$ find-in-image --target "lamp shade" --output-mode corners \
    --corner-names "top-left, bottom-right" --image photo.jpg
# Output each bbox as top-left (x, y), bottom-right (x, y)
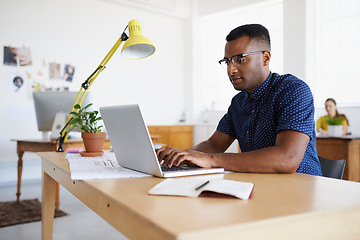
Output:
top-left (121, 20), bottom-right (156, 59)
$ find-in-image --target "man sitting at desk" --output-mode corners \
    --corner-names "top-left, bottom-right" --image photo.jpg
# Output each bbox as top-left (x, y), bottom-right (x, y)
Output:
top-left (157, 24), bottom-right (322, 176)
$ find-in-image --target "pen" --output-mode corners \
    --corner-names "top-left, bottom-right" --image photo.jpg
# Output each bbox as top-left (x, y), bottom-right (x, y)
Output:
top-left (195, 180), bottom-right (210, 191)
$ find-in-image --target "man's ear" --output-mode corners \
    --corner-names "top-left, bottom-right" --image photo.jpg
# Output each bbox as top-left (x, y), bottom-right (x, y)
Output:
top-left (263, 51), bottom-right (271, 66)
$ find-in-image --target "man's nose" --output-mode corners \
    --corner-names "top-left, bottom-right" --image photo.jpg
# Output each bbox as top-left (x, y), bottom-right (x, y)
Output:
top-left (227, 61), bottom-right (238, 75)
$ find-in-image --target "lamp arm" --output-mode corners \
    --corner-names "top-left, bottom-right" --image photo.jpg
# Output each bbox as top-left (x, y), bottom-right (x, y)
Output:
top-left (56, 116), bottom-right (73, 152)
top-left (57, 31), bottom-right (129, 151)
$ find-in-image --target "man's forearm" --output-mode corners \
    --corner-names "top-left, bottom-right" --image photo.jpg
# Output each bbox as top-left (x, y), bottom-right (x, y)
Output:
top-left (210, 130), bottom-right (308, 173)
top-left (210, 147), bottom-right (301, 174)
top-left (191, 140), bottom-right (220, 153)
top-left (192, 130), bottom-right (235, 153)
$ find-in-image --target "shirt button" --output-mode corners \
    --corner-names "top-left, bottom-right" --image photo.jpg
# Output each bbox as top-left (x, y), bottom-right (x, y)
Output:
top-left (252, 109), bottom-right (255, 113)
top-left (246, 130), bottom-right (249, 134)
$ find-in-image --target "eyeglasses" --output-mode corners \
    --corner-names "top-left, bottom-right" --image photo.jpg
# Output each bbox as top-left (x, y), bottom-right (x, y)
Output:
top-left (218, 51), bottom-right (265, 69)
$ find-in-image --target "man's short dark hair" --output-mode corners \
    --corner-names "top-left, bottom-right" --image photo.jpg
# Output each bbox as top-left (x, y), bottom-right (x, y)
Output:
top-left (226, 24), bottom-right (271, 50)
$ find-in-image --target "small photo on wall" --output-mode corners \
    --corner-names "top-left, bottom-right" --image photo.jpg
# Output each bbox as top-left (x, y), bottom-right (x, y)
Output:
top-left (3, 46), bottom-right (33, 66)
top-left (3, 46), bottom-right (18, 66)
top-left (62, 64), bottom-right (75, 82)
top-left (8, 72), bottom-right (27, 93)
top-left (17, 47), bottom-right (32, 66)
top-left (49, 63), bottom-right (61, 79)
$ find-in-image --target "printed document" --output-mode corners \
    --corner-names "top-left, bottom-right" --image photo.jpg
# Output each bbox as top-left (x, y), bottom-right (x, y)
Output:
top-left (66, 152), bottom-right (150, 180)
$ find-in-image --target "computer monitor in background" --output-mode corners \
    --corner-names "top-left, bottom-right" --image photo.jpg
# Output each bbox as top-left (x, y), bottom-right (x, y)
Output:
top-left (33, 91), bottom-right (92, 140)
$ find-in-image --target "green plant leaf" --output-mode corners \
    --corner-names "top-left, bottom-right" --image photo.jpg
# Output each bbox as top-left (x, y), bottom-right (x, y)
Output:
top-left (83, 103), bottom-right (93, 111)
top-left (82, 125), bottom-right (90, 132)
top-left (69, 111), bottom-right (80, 116)
top-left (68, 125), bottom-right (76, 132)
top-left (66, 102), bottom-right (103, 133)
top-left (326, 117), bottom-right (343, 125)
top-left (69, 118), bottom-right (81, 125)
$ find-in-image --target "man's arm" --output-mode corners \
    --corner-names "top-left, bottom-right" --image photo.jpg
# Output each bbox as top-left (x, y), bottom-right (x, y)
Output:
top-left (157, 129), bottom-right (309, 173)
top-left (191, 130), bottom-right (235, 153)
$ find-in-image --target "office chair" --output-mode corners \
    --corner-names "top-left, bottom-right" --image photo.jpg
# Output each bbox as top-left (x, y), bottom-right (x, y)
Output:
top-left (318, 156), bottom-right (346, 180)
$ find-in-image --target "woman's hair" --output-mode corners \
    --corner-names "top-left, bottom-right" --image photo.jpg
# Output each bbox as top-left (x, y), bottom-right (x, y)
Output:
top-left (325, 98), bottom-right (349, 125)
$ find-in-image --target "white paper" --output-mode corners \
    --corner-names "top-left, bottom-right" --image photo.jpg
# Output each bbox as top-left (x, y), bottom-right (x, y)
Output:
top-left (66, 152), bottom-right (150, 180)
top-left (149, 175), bottom-right (254, 200)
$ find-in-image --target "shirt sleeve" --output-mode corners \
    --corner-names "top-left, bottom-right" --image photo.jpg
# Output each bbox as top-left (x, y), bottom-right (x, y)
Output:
top-left (316, 116), bottom-right (326, 130)
top-left (275, 80), bottom-right (315, 137)
top-left (341, 118), bottom-right (348, 126)
top-left (217, 103), bottom-right (236, 139)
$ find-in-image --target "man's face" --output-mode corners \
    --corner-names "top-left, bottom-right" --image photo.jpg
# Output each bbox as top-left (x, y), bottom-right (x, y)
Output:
top-left (224, 36), bottom-right (269, 93)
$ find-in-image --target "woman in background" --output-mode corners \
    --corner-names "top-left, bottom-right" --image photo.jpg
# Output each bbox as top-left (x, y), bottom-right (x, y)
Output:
top-left (316, 98), bottom-right (349, 135)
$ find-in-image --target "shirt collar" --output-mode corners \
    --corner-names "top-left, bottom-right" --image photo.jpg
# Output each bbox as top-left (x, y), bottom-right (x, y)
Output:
top-left (246, 72), bottom-right (272, 100)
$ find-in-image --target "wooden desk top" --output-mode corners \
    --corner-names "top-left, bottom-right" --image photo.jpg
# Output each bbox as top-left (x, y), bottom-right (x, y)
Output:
top-left (40, 152), bottom-right (360, 239)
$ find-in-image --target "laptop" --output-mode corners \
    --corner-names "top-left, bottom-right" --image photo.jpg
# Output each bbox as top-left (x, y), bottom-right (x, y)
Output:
top-left (99, 104), bottom-right (224, 177)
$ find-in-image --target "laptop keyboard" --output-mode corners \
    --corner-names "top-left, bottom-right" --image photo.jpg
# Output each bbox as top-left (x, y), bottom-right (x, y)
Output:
top-left (161, 166), bottom-right (191, 172)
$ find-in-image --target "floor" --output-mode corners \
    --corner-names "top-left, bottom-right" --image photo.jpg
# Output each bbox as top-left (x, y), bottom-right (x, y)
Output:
top-left (0, 158), bottom-right (128, 240)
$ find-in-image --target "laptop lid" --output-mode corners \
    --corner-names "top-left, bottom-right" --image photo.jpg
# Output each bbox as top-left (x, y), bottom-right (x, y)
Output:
top-left (100, 104), bottom-right (224, 178)
top-left (100, 104), bottom-right (163, 177)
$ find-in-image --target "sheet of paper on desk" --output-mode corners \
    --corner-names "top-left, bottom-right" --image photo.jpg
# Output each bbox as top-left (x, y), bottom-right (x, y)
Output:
top-left (66, 152), bottom-right (150, 180)
top-left (148, 175), bottom-right (254, 200)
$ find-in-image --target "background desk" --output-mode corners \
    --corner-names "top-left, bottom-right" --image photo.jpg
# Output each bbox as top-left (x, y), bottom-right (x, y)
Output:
top-left (40, 152), bottom-right (360, 240)
top-left (11, 138), bottom-right (111, 209)
top-left (317, 135), bottom-right (360, 182)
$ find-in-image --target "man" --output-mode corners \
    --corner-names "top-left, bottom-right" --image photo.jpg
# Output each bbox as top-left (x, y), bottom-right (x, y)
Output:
top-left (157, 24), bottom-right (322, 176)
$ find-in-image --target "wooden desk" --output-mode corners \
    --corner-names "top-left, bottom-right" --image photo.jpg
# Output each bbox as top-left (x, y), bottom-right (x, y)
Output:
top-left (40, 152), bottom-right (360, 240)
top-left (317, 136), bottom-right (360, 181)
top-left (11, 138), bottom-right (111, 209)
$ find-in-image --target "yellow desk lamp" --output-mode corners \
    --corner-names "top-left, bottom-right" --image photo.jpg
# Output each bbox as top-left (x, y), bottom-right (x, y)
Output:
top-left (57, 20), bottom-right (155, 152)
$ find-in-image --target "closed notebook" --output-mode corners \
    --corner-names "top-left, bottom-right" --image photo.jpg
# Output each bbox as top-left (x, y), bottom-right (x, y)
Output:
top-left (148, 175), bottom-right (254, 200)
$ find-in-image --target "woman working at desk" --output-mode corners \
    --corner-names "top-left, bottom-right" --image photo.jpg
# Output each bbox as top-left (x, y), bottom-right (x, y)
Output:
top-left (316, 98), bottom-right (349, 136)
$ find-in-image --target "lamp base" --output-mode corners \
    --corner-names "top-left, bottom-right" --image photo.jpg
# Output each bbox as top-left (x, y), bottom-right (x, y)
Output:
top-left (56, 136), bottom-right (65, 152)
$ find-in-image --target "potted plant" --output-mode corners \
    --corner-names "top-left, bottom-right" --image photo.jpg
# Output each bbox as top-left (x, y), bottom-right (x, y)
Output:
top-left (68, 103), bottom-right (106, 156)
top-left (326, 116), bottom-right (343, 137)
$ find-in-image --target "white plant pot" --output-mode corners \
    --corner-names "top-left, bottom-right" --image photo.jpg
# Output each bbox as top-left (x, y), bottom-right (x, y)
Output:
top-left (327, 125), bottom-right (343, 137)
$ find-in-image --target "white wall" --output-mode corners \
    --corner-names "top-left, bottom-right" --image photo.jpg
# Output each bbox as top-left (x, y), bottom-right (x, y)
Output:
top-left (283, 0), bottom-right (306, 79)
top-left (196, 0), bottom-right (266, 16)
top-left (0, 0), bottom-right (191, 162)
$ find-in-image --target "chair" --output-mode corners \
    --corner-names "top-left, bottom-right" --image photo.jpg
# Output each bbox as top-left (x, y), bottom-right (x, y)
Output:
top-left (318, 156), bottom-right (346, 180)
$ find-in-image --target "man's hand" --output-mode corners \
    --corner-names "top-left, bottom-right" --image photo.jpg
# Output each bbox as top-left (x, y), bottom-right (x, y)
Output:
top-left (156, 147), bottom-right (214, 168)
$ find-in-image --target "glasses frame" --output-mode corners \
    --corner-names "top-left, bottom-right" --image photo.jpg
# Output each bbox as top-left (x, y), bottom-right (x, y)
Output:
top-left (219, 51), bottom-right (265, 69)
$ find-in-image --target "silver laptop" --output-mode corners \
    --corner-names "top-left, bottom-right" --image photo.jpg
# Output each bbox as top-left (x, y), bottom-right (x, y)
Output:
top-left (100, 104), bottom-right (224, 177)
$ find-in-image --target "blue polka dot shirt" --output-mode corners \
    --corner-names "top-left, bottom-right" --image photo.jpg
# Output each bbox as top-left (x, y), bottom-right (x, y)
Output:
top-left (217, 72), bottom-right (322, 176)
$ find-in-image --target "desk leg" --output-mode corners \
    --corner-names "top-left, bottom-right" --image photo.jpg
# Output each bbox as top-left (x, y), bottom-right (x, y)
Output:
top-left (348, 140), bottom-right (360, 182)
top-left (55, 183), bottom-right (60, 211)
top-left (16, 150), bottom-right (24, 203)
top-left (41, 171), bottom-right (56, 240)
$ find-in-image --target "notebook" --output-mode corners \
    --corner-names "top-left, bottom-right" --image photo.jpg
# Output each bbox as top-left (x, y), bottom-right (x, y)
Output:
top-left (99, 104), bottom-right (224, 178)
